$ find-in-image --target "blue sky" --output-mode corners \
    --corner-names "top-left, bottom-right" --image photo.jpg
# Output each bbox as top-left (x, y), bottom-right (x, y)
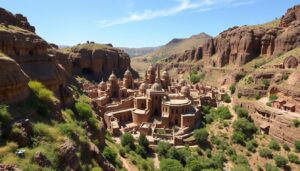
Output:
top-left (0, 0), bottom-right (299, 47)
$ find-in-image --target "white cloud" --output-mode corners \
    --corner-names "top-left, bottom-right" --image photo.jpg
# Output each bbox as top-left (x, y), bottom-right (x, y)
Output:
top-left (98, 0), bottom-right (255, 27)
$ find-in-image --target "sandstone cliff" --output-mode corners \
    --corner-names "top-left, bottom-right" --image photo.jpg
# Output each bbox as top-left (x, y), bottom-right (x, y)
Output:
top-left (60, 43), bottom-right (138, 81)
top-left (203, 5), bottom-right (300, 67)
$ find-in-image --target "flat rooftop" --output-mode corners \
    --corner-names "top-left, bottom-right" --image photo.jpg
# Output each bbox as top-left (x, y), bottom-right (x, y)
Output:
top-left (164, 99), bottom-right (190, 105)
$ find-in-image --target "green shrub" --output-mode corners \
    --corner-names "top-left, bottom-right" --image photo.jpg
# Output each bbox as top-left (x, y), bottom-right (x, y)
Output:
top-left (234, 155), bottom-right (249, 165)
top-left (283, 143), bottom-right (290, 151)
top-left (160, 158), bottom-right (184, 171)
top-left (232, 131), bottom-right (246, 145)
top-left (189, 71), bottom-right (205, 84)
top-left (293, 119), bottom-right (300, 127)
top-left (269, 94), bottom-right (278, 102)
top-left (262, 79), bottom-right (270, 87)
top-left (245, 76), bottom-right (254, 84)
top-left (119, 148), bottom-right (126, 157)
top-left (156, 141), bottom-right (171, 157)
top-left (232, 118), bottom-right (257, 138)
top-left (283, 73), bottom-right (289, 80)
top-left (28, 81), bottom-right (58, 103)
top-left (234, 106), bottom-right (249, 118)
top-left (288, 153), bottom-right (300, 164)
top-left (138, 134), bottom-right (149, 151)
top-left (135, 145), bottom-right (147, 158)
top-left (211, 106), bottom-right (232, 120)
top-left (229, 85), bottom-right (236, 94)
top-left (295, 140), bottom-right (300, 152)
top-left (255, 93), bottom-right (261, 100)
top-left (194, 128), bottom-right (209, 145)
top-left (237, 93), bottom-right (242, 98)
top-left (223, 93), bottom-right (231, 103)
top-left (264, 162), bottom-right (280, 171)
top-left (202, 105), bottom-right (212, 114)
top-left (268, 139), bottom-right (280, 151)
top-left (274, 155), bottom-right (288, 168)
top-left (75, 102), bottom-right (93, 118)
top-left (266, 102), bottom-right (272, 107)
top-left (121, 132), bottom-right (135, 150)
top-left (0, 104), bottom-right (10, 125)
top-left (246, 141), bottom-right (256, 152)
top-left (259, 148), bottom-right (273, 158)
top-left (103, 147), bottom-right (117, 164)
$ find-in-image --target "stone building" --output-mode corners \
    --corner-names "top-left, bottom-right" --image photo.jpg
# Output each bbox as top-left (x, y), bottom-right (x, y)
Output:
top-left (81, 65), bottom-right (225, 144)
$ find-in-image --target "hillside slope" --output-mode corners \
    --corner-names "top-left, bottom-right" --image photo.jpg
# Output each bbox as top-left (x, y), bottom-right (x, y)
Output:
top-left (131, 32), bottom-right (212, 75)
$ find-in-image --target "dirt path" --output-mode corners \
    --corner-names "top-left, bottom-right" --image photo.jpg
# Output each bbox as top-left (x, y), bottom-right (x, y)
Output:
top-left (153, 153), bottom-right (160, 169)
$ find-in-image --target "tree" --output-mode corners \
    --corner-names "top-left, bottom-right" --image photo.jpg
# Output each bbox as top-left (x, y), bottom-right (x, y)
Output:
top-left (188, 159), bottom-right (203, 171)
top-left (229, 85), bottom-right (236, 94)
top-left (194, 128), bottom-right (209, 145)
top-left (102, 147), bottom-right (117, 164)
top-left (295, 140), bottom-right (300, 152)
top-left (121, 132), bottom-right (135, 150)
top-left (156, 141), bottom-right (171, 157)
top-left (135, 145), bottom-right (147, 158)
top-left (232, 118), bottom-right (256, 138)
top-left (293, 119), bottom-right (300, 127)
top-left (167, 147), bottom-right (180, 161)
top-left (269, 139), bottom-right (280, 151)
top-left (274, 155), bottom-right (288, 168)
top-left (138, 134), bottom-right (149, 151)
top-left (160, 159), bottom-right (184, 171)
top-left (232, 131), bottom-right (246, 145)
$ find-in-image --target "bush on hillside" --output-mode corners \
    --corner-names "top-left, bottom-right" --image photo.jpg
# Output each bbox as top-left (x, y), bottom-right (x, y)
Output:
top-left (28, 81), bottom-right (58, 103)
top-left (160, 159), bottom-right (184, 171)
top-left (156, 141), bottom-right (171, 157)
top-left (229, 85), bottom-right (236, 94)
top-left (121, 132), bottom-right (135, 150)
top-left (288, 153), bottom-right (300, 164)
top-left (274, 155), bottom-right (288, 168)
top-left (194, 128), bottom-right (209, 145)
top-left (269, 139), bottom-right (280, 151)
top-left (223, 93), bottom-right (231, 103)
top-left (259, 148), bottom-right (273, 158)
top-left (103, 147), bottom-right (117, 164)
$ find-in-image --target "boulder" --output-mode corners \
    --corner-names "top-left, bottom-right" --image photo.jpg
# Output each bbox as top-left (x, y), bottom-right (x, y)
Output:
top-left (0, 164), bottom-right (22, 171)
top-left (0, 57), bottom-right (29, 103)
top-left (58, 140), bottom-right (81, 171)
top-left (280, 4), bottom-right (300, 27)
top-left (33, 151), bottom-right (51, 167)
top-left (8, 119), bottom-right (32, 147)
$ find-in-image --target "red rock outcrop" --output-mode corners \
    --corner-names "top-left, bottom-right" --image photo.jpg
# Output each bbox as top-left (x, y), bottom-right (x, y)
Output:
top-left (0, 57), bottom-right (30, 103)
top-left (202, 5), bottom-right (300, 67)
top-left (280, 5), bottom-right (300, 27)
top-left (0, 8), bottom-right (35, 32)
top-left (165, 47), bottom-right (202, 63)
top-left (67, 43), bottom-right (138, 80)
top-left (0, 9), bottom-right (68, 104)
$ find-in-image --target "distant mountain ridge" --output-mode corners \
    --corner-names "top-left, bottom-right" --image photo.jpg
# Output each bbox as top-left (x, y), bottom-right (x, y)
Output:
top-left (119, 46), bottom-right (161, 57)
top-left (136, 32), bottom-right (212, 60)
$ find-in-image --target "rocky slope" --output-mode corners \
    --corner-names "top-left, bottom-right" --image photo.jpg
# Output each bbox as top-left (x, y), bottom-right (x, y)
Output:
top-left (0, 8), bottom-right (137, 104)
top-left (0, 7), bottom-right (129, 171)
